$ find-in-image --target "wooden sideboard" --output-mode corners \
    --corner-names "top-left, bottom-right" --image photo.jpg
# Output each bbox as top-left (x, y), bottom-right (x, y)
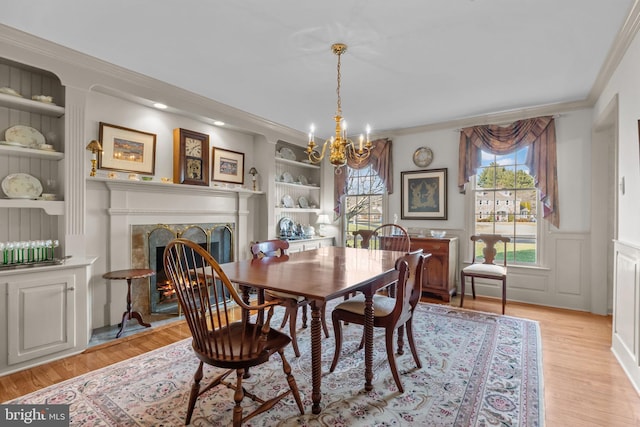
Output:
top-left (410, 237), bottom-right (459, 301)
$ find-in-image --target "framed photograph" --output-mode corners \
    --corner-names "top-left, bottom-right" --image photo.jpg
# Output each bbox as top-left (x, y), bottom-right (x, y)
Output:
top-left (212, 147), bottom-right (245, 184)
top-left (98, 122), bottom-right (156, 174)
top-left (173, 128), bottom-right (210, 186)
top-left (401, 168), bottom-right (448, 220)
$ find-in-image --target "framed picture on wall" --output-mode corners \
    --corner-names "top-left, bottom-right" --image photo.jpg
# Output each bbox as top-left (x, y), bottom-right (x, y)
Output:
top-left (401, 168), bottom-right (448, 220)
top-left (98, 122), bottom-right (157, 175)
top-left (173, 128), bottom-right (210, 186)
top-left (211, 147), bottom-right (244, 184)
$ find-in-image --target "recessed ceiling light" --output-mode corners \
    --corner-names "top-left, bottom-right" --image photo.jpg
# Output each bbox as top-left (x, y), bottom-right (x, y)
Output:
top-left (213, 121), bottom-right (225, 126)
top-left (153, 102), bottom-right (168, 109)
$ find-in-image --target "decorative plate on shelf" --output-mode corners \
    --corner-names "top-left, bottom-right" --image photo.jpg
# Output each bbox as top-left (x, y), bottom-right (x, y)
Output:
top-left (1, 173), bottom-right (43, 199)
top-left (282, 194), bottom-right (295, 208)
top-left (298, 196), bottom-right (309, 208)
top-left (5, 125), bottom-right (46, 148)
top-left (298, 175), bottom-right (309, 185)
top-left (279, 147), bottom-right (296, 161)
top-left (413, 146), bottom-right (434, 168)
top-left (278, 217), bottom-right (294, 235)
top-left (0, 87), bottom-right (22, 97)
top-left (281, 171), bottom-right (294, 183)
top-left (0, 140), bottom-right (25, 147)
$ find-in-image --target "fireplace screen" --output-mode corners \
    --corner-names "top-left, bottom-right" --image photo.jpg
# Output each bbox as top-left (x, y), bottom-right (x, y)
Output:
top-left (142, 223), bottom-right (234, 314)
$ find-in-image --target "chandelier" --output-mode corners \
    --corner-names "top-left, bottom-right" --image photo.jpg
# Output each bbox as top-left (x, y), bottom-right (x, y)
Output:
top-left (306, 43), bottom-right (372, 172)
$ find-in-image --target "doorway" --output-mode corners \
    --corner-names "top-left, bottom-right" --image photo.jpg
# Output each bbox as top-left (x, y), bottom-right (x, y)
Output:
top-left (592, 96), bottom-right (619, 314)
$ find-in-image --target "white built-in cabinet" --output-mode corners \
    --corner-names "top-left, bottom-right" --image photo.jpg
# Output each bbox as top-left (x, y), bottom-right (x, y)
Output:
top-left (287, 237), bottom-right (334, 253)
top-left (0, 57), bottom-right (94, 375)
top-left (0, 260), bottom-right (93, 375)
top-left (7, 273), bottom-right (76, 364)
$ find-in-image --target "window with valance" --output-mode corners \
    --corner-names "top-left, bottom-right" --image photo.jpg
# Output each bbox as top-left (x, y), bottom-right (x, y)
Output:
top-left (334, 138), bottom-right (393, 216)
top-left (458, 116), bottom-right (559, 228)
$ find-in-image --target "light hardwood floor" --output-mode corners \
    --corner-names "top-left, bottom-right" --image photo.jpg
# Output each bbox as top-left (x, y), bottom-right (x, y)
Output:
top-left (1, 296), bottom-right (639, 426)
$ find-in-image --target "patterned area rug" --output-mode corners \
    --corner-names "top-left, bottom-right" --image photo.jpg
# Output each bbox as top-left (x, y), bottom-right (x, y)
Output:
top-left (6, 303), bottom-right (543, 426)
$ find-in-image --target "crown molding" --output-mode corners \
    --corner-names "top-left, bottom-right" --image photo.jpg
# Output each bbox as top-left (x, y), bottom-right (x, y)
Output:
top-left (0, 24), bottom-right (306, 143)
top-left (379, 99), bottom-right (591, 137)
top-left (588, 1), bottom-right (640, 104)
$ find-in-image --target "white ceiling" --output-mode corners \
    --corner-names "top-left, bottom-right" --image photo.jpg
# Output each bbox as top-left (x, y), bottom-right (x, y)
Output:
top-left (1, 0), bottom-right (635, 137)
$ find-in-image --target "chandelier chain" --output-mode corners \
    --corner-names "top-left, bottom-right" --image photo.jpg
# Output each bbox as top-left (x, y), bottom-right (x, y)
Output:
top-left (336, 51), bottom-right (342, 116)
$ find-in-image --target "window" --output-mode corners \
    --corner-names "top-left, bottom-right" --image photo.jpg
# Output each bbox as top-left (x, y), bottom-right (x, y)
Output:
top-left (472, 147), bottom-right (538, 264)
top-left (343, 164), bottom-right (386, 247)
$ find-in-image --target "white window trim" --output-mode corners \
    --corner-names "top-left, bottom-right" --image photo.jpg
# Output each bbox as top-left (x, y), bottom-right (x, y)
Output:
top-left (463, 176), bottom-right (548, 268)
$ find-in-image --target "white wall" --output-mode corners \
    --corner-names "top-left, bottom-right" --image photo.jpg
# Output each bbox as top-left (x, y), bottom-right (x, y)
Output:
top-left (85, 91), bottom-right (257, 182)
top-left (385, 109), bottom-right (594, 310)
top-left (594, 21), bottom-right (640, 393)
top-left (594, 32), bottom-right (640, 244)
top-left (84, 91), bottom-right (270, 328)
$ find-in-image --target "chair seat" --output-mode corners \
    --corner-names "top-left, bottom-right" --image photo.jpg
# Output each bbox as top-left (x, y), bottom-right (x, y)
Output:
top-left (463, 263), bottom-right (506, 277)
top-left (203, 322), bottom-right (292, 369)
top-left (265, 290), bottom-right (306, 302)
top-left (333, 293), bottom-right (395, 317)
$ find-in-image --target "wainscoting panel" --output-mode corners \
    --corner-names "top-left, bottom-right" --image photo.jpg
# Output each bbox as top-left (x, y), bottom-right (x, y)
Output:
top-left (611, 240), bottom-right (640, 393)
top-left (555, 238), bottom-right (584, 295)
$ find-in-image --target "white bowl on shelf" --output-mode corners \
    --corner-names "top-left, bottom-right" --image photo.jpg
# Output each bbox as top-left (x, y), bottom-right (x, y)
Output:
top-left (430, 230), bottom-right (447, 238)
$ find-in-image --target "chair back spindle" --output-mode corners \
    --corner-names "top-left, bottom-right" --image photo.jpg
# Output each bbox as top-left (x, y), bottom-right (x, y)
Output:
top-left (164, 239), bottom-right (273, 362)
top-left (369, 224), bottom-right (411, 252)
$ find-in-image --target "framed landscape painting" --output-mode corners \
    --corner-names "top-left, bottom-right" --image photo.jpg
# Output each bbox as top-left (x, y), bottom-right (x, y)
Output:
top-left (98, 122), bottom-right (156, 175)
top-left (211, 147), bottom-right (244, 184)
top-left (401, 168), bottom-right (448, 220)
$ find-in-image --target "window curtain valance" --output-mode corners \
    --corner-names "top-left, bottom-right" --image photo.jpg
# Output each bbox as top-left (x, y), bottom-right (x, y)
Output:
top-left (334, 138), bottom-right (393, 216)
top-left (458, 116), bottom-right (559, 228)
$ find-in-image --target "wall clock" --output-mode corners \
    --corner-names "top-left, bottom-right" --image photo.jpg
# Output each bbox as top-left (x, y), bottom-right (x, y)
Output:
top-left (413, 146), bottom-right (434, 168)
top-left (173, 128), bottom-right (209, 186)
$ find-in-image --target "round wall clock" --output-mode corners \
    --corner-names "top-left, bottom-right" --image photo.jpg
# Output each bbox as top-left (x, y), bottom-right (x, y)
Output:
top-left (413, 146), bottom-right (433, 167)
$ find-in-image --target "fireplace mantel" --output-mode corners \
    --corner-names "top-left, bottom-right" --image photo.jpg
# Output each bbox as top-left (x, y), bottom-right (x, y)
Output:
top-left (89, 177), bottom-right (262, 326)
top-left (90, 176), bottom-right (263, 196)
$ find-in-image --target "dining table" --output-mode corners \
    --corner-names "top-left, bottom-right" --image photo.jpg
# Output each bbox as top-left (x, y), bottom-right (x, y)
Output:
top-left (220, 246), bottom-right (405, 414)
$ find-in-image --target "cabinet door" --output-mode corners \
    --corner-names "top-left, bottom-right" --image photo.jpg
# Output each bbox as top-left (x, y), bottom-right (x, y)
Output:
top-left (424, 255), bottom-right (446, 290)
top-left (7, 274), bottom-right (76, 364)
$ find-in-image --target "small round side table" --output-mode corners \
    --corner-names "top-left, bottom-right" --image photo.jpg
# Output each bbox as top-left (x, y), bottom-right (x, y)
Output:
top-left (103, 268), bottom-right (155, 338)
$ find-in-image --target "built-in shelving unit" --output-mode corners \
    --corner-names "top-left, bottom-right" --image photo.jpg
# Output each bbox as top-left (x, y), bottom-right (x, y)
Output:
top-left (0, 57), bottom-right (65, 243)
top-left (275, 141), bottom-right (323, 235)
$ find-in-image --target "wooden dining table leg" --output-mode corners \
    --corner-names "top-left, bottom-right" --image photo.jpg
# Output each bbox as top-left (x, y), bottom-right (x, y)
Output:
top-left (241, 285), bottom-right (251, 324)
top-left (310, 300), bottom-right (323, 414)
top-left (364, 290), bottom-right (374, 391)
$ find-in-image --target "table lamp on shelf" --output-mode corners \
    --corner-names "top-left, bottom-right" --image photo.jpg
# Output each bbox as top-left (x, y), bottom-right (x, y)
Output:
top-left (86, 139), bottom-right (103, 177)
top-left (316, 213), bottom-right (331, 237)
top-left (248, 167), bottom-right (258, 191)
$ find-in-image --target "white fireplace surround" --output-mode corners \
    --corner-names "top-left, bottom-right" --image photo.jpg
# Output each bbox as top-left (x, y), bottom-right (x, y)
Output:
top-left (89, 178), bottom-right (260, 327)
